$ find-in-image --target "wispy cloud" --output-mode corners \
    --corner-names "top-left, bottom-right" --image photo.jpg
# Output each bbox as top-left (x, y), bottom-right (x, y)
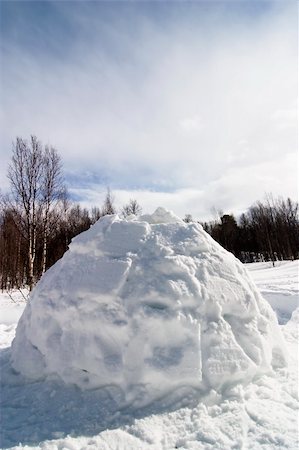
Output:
top-left (1, 1), bottom-right (297, 219)
top-left (69, 150), bottom-right (296, 220)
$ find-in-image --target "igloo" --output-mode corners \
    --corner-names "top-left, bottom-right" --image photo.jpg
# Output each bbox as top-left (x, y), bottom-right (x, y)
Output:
top-left (11, 208), bottom-right (286, 406)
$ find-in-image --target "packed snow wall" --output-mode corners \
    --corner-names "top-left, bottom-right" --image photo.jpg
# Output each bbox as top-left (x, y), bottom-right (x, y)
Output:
top-left (11, 208), bottom-right (286, 406)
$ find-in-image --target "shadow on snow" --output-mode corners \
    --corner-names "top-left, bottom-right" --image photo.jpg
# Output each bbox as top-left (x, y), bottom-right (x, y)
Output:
top-left (0, 347), bottom-right (200, 448)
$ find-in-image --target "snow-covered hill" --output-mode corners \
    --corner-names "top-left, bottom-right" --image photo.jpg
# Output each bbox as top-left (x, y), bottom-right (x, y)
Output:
top-left (0, 237), bottom-right (298, 449)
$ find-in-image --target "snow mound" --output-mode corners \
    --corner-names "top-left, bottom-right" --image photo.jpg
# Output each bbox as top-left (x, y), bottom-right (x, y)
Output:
top-left (140, 206), bottom-right (183, 224)
top-left (11, 208), bottom-right (286, 406)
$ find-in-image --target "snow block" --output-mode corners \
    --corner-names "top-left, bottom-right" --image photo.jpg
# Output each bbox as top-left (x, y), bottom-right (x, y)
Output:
top-left (11, 208), bottom-right (286, 406)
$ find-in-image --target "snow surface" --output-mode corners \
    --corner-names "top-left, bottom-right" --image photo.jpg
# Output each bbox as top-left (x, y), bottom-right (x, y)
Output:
top-left (11, 209), bottom-right (286, 406)
top-left (0, 211), bottom-right (298, 450)
top-left (246, 261), bottom-right (299, 324)
top-left (0, 289), bottom-right (28, 326)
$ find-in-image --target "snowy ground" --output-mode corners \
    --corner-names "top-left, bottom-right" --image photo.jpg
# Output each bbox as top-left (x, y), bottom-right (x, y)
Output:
top-left (246, 260), bottom-right (299, 324)
top-left (0, 261), bottom-right (298, 450)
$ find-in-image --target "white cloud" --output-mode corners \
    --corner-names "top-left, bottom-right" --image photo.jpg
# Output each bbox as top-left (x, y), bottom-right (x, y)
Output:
top-left (270, 107), bottom-right (297, 130)
top-left (179, 115), bottom-right (204, 134)
top-left (70, 149), bottom-right (297, 221)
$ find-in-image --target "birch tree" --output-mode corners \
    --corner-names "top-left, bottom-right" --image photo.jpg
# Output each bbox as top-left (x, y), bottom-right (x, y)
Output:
top-left (41, 146), bottom-right (63, 274)
top-left (8, 137), bottom-right (43, 289)
top-left (7, 136), bottom-right (65, 289)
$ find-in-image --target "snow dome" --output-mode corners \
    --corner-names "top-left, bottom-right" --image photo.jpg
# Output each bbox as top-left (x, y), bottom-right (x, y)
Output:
top-left (11, 208), bottom-right (286, 406)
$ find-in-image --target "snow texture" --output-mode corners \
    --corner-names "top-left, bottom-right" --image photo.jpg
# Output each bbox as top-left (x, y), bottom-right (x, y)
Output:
top-left (11, 208), bottom-right (286, 407)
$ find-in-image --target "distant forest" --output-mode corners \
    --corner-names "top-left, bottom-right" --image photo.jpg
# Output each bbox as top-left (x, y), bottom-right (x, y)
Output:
top-left (1, 136), bottom-right (298, 291)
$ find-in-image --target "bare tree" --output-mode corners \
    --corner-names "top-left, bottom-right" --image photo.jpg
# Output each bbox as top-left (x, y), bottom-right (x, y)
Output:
top-left (183, 214), bottom-right (193, 223)
top-left (91, 206), bottom-right (101, 224)
top-left (101, 188), bottom-right (116, 216)
top-left (248, 202), bottom-right (276, 266)
top-left (7, 137), bottom-right (44, 289)
top-left (7, 136), bottom-right (65, 289)
top-left (40, 146), bottom-right (64, 274)
top-left (121, 199), bottom-right (142, 218)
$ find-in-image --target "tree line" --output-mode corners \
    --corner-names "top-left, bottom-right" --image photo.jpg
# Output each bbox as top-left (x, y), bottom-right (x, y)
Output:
top-left (200, 195), bottom-right (299, 264)
top-left (0, 136), bottom-right (298, 291)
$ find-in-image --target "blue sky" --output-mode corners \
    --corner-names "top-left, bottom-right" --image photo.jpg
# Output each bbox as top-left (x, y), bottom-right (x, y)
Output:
top-left (1, 0), bottom-right (297, 219)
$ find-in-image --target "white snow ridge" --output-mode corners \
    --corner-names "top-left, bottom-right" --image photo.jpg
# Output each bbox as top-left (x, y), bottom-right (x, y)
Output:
top-left (11, 208), bottom-right (287, 407)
